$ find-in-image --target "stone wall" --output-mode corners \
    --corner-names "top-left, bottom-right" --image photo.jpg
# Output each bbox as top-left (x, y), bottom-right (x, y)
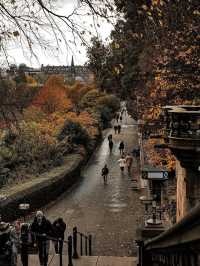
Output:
top-left (176, 160), bottom-right (200, 221)
top-left (0, 154), bottom-right (84, 222)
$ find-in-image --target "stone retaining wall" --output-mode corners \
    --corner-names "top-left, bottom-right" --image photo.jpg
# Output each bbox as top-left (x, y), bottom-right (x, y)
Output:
top-left (0, 153), bottom-right (85, 222)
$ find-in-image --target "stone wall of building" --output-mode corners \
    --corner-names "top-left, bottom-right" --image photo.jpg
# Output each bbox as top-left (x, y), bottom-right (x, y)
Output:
top-left (176, 160), bottom-right (200, 222)
top-left (176, 160), bottom-right (187, 221)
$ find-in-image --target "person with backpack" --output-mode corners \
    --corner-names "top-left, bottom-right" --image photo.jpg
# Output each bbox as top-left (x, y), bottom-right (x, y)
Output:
top-left (101, 164), bottom-right (109, 184)
top-left (119, 141), bottom-right (125, 155)
top-left (52, 218), bottom-right (66, 255)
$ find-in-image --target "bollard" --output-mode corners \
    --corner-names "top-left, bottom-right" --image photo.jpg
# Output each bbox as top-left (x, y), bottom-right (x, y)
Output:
top-left (89, 235), bottom-right (92, 256)
top-left (85, 236), bottom-right (88, 256)
top-left (59, 239), bottom-right (63, 266)
top-left (72, 227), bottom-right (79, 259)
top-left (68, 236), bottom-right (73, 266)
top-left (80, 233), bottom-right (83, 256)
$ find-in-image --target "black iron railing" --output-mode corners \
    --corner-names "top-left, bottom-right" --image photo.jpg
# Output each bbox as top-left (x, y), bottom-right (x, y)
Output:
top-left (12, 225), bottom-right (92, 266)
top-left (72, 226), bottom-right (92, 257)
top-left (136, 203), bottom-right (200, 266)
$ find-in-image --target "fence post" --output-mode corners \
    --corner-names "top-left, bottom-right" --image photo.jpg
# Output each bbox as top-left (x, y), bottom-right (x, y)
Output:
top-left (89, 235), bottom-right (92, 256)
top-left (80, 233), bottom-right (83, 256)
top-left (85, 236), bottom-right (88, 256)
top-left (68, 235), bottom-right (73, 266)
top-left (59, 239), bottom-right (63, 266)
top-left (73, 227), bottom-right (79, 259)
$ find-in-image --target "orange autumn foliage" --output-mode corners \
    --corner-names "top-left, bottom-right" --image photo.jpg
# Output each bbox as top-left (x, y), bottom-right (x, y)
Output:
top-left (32, 75), bottom-right (73, 113)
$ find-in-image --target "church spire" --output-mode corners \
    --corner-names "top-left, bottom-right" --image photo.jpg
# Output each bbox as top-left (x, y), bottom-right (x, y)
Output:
top-left (71, 56), bottom-right (75, 78)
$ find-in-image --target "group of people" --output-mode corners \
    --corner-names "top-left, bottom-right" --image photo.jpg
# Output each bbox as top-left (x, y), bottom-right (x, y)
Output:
top-left (113, 107), bottom-right (127, 134)
top-left (0, 211), bottom-right (66, 266)
top-left (101, 105), bottom-right (134, 184)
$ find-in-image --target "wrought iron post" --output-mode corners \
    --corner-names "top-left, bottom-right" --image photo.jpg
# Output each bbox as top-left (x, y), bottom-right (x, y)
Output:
top-left (43, 234), bottom-right (47, 266)
top-left (80, 233), bottom-right (83, 256)
top-left (59, 239), bottom-right (63, 266)
top-left (85, 236), bottom-right (88, 256)
top-left (73, 227), bottom-right (79, 258)
top-left (89, 234), bottom-right (92, 256)
top-left (68, 236), bottom-right (73, 266)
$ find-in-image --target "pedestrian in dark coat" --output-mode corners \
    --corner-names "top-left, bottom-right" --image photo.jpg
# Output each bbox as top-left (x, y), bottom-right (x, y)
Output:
top-left (108, 134), bottom-right (112, 142)
top-left (101, 164), bottom-right (109, 184)
top-left (114, 125), bottom-right (118, 134)
top-left (119, 141), bottom-right (125, 155)
top-left (117, 124), bottom-right (121, 134)
top-left (109, 139), bottom-right (114, 153)
top-left (116, 113), bottom-right (119, 123)
top-left (52, 218), bottom-right (66, 254)
top-left (31, 211), bottom-right (53, 266)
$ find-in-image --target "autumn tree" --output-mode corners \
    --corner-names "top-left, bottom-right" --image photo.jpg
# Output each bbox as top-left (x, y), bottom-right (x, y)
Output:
top-left (32, 75), bottom-right (73, 113)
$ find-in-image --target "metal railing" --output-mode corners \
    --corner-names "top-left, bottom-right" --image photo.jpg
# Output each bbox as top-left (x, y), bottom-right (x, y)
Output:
top-left (136, 203), bottom-right (200, 266)
top-left (6, 225), bottom-right (93, 266)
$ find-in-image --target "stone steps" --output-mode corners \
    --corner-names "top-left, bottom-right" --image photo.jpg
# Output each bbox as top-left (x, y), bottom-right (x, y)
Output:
top-left (17, 255), bottom-right (137, 266)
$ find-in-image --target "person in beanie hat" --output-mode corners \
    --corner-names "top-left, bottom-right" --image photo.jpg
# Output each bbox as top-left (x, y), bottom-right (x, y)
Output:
top-left (31, 211), bottom-right (53, 266)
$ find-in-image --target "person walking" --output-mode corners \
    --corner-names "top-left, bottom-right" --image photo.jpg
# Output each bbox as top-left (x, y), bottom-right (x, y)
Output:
top-left (119, 141), bottom-right (125, 155)
top-left (101, 164), bottom-right (109, 184)
top-left (117, 124), bottom-right (121, 134)
top-left (20, 223), bottom-right (30, 266)
top-left (10, 220), bottom-right (21, 266)
top-left (118, 156), bottom-right (126, 173)
top-left (114, 122), bottom-right (118, 134)
top-left (125, 153), bottom-right (133, 174)
top-left (52, 218), bottom-right (66, 255)
top-left (108, 134), bottom-right (112, 142)
top-left (116, 113), bottom-right (119, 123)
top-left (119, 114), bottom-right (123, 123)
top-left (109, 139), bottom-right (114, 153)
top-left (31, 211), bottom-right (53, 266)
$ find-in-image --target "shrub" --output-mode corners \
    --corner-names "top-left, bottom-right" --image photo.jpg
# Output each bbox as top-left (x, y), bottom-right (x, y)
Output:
top-left (96, 94), bottom-right (120, 114)
top-left (58, 119), bottom-right (90, 148)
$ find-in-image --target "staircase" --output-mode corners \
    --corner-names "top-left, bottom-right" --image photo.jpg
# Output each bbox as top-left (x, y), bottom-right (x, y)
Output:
top-left (16, 225), bottom-right (138, 266)
top-left (17, 255), bottom-right (137, 266)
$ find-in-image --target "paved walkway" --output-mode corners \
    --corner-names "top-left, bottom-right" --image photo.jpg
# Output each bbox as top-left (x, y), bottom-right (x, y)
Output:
top-left (40, 115), bottom-right (144, 257)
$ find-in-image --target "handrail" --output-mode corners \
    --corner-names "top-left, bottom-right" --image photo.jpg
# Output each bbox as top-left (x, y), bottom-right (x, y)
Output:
top-left (144, 203), bottom-right (200, 250)
top-left (72, 226), bottom-right (92, 257)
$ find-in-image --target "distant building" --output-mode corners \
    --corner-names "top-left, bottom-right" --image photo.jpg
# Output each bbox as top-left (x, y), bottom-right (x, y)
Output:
top-left (40, 57), bottom-right (94, 83)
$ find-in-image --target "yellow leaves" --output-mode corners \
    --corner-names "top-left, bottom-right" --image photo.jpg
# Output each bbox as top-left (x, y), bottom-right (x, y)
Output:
top-left (114, 42), bottom-right (120, 49)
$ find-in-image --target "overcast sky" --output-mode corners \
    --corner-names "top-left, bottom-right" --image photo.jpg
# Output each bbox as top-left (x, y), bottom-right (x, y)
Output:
top-left (6, 0), bottom-right (113, 67)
